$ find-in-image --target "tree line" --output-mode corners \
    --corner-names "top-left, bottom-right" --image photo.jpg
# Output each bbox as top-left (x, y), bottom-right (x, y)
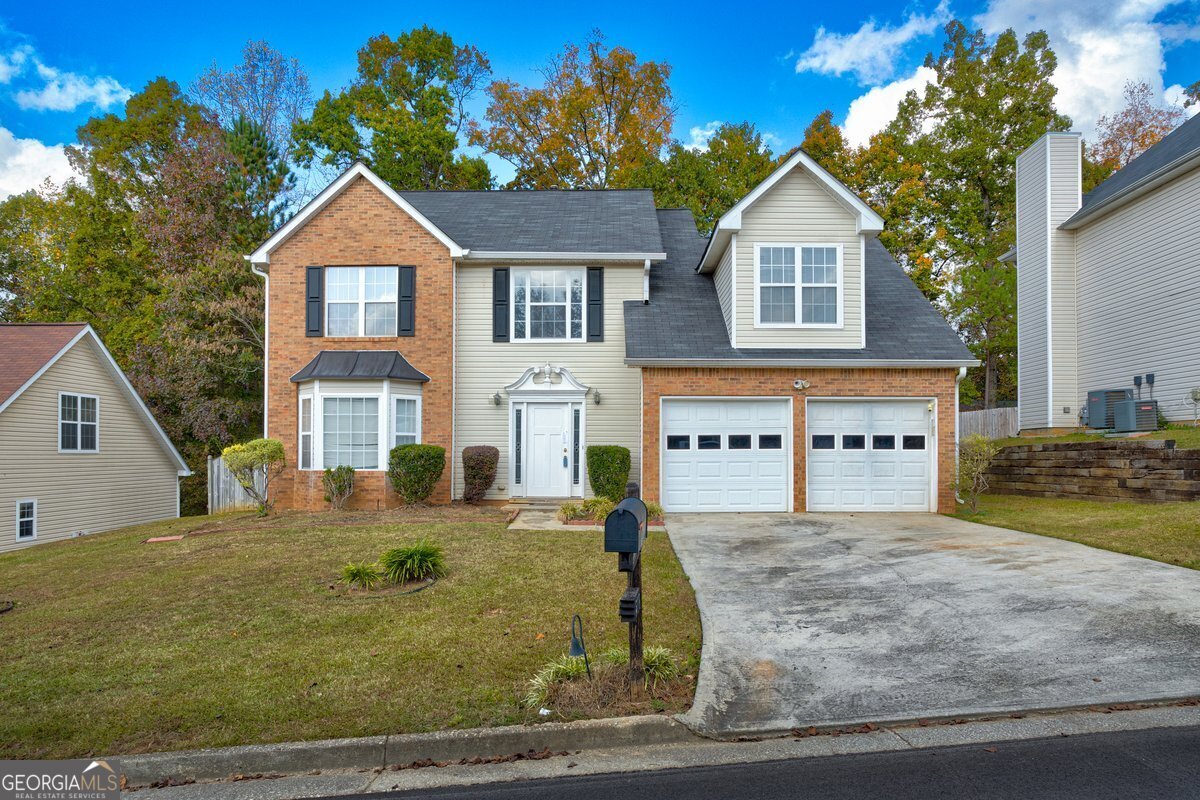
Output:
top-left (0, 25), bottom-right (1190, 513)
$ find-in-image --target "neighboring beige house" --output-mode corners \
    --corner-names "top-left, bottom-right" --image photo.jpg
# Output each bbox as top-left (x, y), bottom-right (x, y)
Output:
top-left (0, 323), bottom-right (190, 553)
top-left (1013, 114), bottom-right (1200, 431)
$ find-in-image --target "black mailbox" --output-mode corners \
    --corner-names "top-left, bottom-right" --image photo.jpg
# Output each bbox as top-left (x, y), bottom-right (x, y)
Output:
top-left (604, 497), bottom-right (647, 554)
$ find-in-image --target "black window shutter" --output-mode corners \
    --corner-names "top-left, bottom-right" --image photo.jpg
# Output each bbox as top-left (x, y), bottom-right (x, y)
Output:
top-left (587, 267), bottom-right (604, 342)
top-left (397, 265), bottom-right (415, 336)
top-left (493, 268), bottom-right (509, 342)
top-left (305, 266), bottom-right (323, 337)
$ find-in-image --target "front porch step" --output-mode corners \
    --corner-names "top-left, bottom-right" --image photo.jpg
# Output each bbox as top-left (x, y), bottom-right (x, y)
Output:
top-left (502, 498), bottom-right (566, 512)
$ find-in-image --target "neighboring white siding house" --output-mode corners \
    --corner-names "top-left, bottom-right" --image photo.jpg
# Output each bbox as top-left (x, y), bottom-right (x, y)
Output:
top-left (0, 325), bottom-right (190, 553)
top-left (1013, 115), bottom-right (1200, 428)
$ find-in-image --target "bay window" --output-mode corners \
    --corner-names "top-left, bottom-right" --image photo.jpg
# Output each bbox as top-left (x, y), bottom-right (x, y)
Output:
top-left (297, 383), bottom-right (422, 470)
top-left (756, 244), bottom-right (841, 327)
top-left (512, 269), bottom-right (584, 341)
top-left (326, 267), bottom-right (398, 337)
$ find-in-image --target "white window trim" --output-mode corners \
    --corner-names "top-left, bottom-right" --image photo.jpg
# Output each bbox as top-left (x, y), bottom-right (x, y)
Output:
top-left (298, 396), bottom-right (313, 470)
top-left (297, 380), bottom-right (423, 471)
top-left (324, 266), bottom-right (398, 339)
top-left (57, 391), bottom-right (100, 453)
top-left (509, 268), bottom-right (587, 344)
top-left (15, 498), bottom-right (37, 541)
top-left (752, 243), bottom-right (844, 330)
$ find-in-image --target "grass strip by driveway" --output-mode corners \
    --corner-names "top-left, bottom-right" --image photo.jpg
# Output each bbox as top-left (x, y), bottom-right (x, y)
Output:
top-left (996, 424), bottom-right (1200, 450)
top-left (0, 506), bottom-right (700, 760)
top-left (954, 494), bottom-right (1200, 570)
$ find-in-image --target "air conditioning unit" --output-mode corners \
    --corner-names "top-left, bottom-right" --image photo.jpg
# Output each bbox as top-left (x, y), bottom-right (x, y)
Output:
top-left (1113, 399), bottom-right (1158, 432)
top-left (1086, 389), bottom-right (1133, 429)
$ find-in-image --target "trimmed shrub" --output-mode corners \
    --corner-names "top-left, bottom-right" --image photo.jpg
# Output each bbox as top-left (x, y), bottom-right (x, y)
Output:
top-left (956, 434), bottom-right (1001, 513)
top-left (221, 438), bottom-right (286, 516)
top-left (379, 540), bottom-right (448, 584)
top-left (322, 465), bottom-right (355, 510)
top-left (388, 444), bottom-right (446, 504)
top-left (338, 561), bottom-right (382, 590)
top-left (462, 445), bottom-right (500, 503)
top-left (585, 445), bottom-right (631, 501)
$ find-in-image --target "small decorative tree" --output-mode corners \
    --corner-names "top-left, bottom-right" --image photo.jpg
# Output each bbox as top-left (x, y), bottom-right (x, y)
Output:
top-left (388, 444), bottom-right (446, 504)
top-left (586, 445), bottom-right (631, 502)
top-left (323, 465), bottom-right (355, 510)
top-left (462, 445), bottom-right (500, 502)
top-left (956, 434), bottom-right (1001, 514)
top-left (222, 438), bottom-right (286, 516)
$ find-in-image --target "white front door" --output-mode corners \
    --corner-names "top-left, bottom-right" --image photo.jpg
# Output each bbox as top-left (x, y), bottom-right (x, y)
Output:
top-left (527, 403), bottom-right (572, 497)
top-left (806, 399), bottom-right (935, 511)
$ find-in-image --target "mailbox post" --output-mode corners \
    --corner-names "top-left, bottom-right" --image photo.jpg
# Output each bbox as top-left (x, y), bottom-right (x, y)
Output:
top-left (604, 482), bottom-right (647, 686)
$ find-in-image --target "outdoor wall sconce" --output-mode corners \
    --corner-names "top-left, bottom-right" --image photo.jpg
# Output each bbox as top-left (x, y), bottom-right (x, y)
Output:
top-left (568, 614), bottom-right (591, 679)
top-left (491, 392), bottom-right (502, 406)
top-left (593, 390), bottom-right (602, 405)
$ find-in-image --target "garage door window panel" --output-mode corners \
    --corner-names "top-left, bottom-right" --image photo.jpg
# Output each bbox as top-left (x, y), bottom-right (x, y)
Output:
top-left (666, 435), bottom-right (690, 450)
top-left (872, 435), bottom-right (896, 450)
top-left (842, 434), bottom-right (865, 450)
top-left (903, 435), bottom-right (927, 451)
top-left (811, 434), bottom-right (836, 450)
top-left (728, 434), bottom-right (752, 450)
top-left (697, 435), bottom-right (722, 450)
top-left (759, 435), bottom-right (782, 449)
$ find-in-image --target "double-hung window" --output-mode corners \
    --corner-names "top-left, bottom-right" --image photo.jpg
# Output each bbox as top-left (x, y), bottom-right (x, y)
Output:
top-left (299, 397), bottom-right (313, 470)
top-left (326, 267), bottom-right (398, 337)
top-left (16, 499), bottom-right (36, 541)
top-left (756, 245), bottom-right (840, 326)
top-left (299, 388), bottom-right (422, 470)
top-left (512, 269), bottom-right (584, 341)
top-left (393, 397), bottom-right (420, 447)
top-left (59, 392), bottom-right (98, 452)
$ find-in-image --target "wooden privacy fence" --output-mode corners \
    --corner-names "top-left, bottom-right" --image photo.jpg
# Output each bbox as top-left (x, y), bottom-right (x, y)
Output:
top-left (207, 455), bottom-right (265, 514)
top-left (959, 407), bottom-right (1020, 440)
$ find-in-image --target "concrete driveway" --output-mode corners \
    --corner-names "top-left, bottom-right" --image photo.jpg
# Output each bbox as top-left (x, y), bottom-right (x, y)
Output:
top-left (667, 513), bottom-right (1200, 737)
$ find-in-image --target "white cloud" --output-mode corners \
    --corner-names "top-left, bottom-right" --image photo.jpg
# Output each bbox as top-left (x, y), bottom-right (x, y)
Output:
top-left (684, 120), bottom-right (723, 152)
top-left (0, 44), bottom-right (32, 84)
top-left (843, 66), bottom-right (937, 147)
top-left (15, 61), bottom-right (131, 112)
top-left (1164, 83), bottom-right (1200, 118)
top-left (795, 1), bottom-right (949, 84)
top-left (974, 0), bottom-right (1190, 138)
top-left (0, 126), bottom-right (74, 200)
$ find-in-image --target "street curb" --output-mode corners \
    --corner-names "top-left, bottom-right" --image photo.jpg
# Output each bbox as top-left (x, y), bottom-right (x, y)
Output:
top-left (114, 715), bottom-right (697, 787)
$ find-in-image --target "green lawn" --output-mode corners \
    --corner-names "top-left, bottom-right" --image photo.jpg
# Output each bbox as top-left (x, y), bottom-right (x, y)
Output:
top-left (954, 494), bottom-right (1200, 570)
top-left (0, 507), bottom-right (700, 759)
top-left (996, 423), bottom-right (1200, 449)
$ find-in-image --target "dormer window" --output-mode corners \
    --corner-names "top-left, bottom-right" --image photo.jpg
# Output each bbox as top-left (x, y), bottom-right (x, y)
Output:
top-left (755, 244), bottom-right (841, 328)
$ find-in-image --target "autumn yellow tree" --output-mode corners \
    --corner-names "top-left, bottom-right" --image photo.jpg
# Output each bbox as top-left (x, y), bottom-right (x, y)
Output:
top-left (472, 32), bottom-right (675, 188)
top-left (1085, 81), bottom-right (1185, 190)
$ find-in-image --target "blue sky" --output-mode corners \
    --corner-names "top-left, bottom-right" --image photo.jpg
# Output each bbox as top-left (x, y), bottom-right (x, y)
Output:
top-left (1, 0), bottom-right (1197, 196)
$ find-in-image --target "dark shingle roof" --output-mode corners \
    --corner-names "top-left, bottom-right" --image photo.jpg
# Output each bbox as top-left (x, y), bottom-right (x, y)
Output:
top-left (1065, 113), bottom-right (1200, 227)
top-left (400, 190), bottom-right (664, 254)
top-left (291, 351), bottom-right (430, 383)
top-left (624, 211), bottom-right (975, 364)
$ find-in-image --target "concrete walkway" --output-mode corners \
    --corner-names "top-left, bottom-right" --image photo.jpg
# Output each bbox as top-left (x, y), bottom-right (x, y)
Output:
top-left (668, 513), bottom-right (1200, 737)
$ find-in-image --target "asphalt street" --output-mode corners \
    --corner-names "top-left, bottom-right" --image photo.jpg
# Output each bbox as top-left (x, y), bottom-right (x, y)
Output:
top-left (353, 725), bottom-right (1200, 800)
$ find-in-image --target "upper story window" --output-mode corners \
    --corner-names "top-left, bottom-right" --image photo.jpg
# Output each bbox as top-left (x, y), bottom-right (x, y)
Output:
top-left (512, 269), bottom-right (584, 341)
top-left (59, 392), bottom-right (99, 452)
top-left (755, 245), bottom-right (841, 327)
top-left (326, 267), bottom-right (398, 337)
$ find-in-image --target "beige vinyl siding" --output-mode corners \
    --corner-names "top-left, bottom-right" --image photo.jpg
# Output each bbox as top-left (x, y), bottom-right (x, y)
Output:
top-left (713, 242), bottom-right (734, 342)
top-left (1016, 136), bottom-right (1050, 429)
top-left (453, 264), bottom-right (643, 500)
top-left (1075, 164), bottom-right (1200, 423)
top-left (734, 166), bottom-right (862, 349)
top-left (0, 338), bottom-right (180, 553)
top-left (1048, 135), bottom-right (1082, 426)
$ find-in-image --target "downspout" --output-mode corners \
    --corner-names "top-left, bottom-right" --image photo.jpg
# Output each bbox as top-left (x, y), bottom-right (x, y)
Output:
top-left (642, 259), bottom-right (651, 304)
top-left (248, 257), bottom-right (269, 438)
top-left (954, 366), bottom-right (967, 506)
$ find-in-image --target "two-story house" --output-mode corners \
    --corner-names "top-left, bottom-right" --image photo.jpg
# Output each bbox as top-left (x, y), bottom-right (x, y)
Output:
top-left (249, 153), bottom-right (974, 513)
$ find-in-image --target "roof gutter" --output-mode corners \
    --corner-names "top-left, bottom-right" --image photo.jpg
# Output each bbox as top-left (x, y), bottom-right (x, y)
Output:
top-left (624, 357), bottom-right (981, 369)
top-left (1061, 149), bottom-right (1200, 230)
top-left (462, 251), bottom-right (665, 262)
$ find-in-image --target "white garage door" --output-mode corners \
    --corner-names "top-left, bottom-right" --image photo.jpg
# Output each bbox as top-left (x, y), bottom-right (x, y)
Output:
top-left (661, 399), bottom-right (791, 512)
top-left (807, 400), bottom-right (934, 512)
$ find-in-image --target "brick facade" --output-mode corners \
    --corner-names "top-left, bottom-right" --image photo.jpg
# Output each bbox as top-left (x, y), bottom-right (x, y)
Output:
top-left (266, 176), bottom-right (454, 510)
top-left (640, 367), bottom-right (961, 514)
